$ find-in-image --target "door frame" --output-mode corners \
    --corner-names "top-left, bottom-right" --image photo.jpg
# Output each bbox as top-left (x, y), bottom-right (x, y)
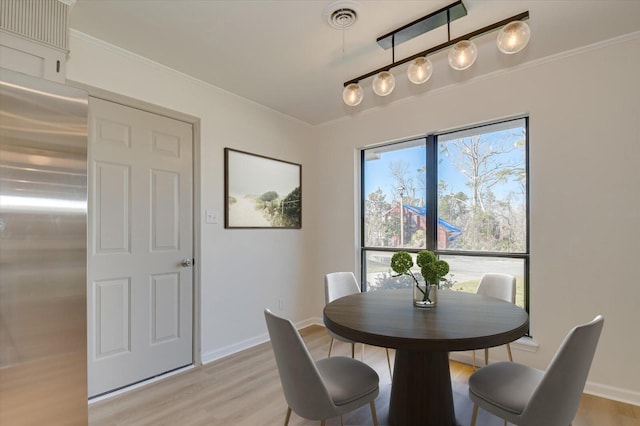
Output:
top-left (68, 80), bottom-right (202, 367)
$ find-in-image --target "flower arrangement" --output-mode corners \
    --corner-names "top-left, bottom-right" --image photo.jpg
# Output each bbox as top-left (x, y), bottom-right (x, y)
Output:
top-left (390, 250), bottom-right (450, 304)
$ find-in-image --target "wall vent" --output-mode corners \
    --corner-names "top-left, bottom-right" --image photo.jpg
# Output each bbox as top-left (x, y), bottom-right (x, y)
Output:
top-left (0, 0), bottom-right (69, 51)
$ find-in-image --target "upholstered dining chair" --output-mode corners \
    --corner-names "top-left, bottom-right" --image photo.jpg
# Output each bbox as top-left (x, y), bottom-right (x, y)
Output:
top-left (325, 272), bottom-right (393, 378)
top-left (473, 273), bottom-right (516, 369)
top-left (469, 315), bottom-right (604, 426)
top-left (264, 309), bottom-right (380, 426)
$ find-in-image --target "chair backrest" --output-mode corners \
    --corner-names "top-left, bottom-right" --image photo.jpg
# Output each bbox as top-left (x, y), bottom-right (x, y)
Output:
top-left (521, 315), bottom-right (604, 426)
top-left (325, 272), bottom-right (360, 304)
top-left (264, 309), bottom-right (336, 420)
top-left (476, 273), bottom-right (516, 303)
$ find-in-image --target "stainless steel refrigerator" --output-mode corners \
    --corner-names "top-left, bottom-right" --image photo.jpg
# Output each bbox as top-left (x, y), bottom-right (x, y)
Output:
top-left (0, 68), bottom-right (88, 424)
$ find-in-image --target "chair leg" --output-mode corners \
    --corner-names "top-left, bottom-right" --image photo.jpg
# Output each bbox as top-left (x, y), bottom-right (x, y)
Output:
top-left (385, 348), bottom-right (393, 378)
top-left (328, 338), bottom-right (335, 358)
top-left (284, 407), bottom-right (291, 426)
top-left (472, 350), bottom-right (477, 370)
top-left (506, 343), bottom-right (513, 362)
top-left (340, 415), bottom-right (344, 426)
top-left (370, 401), bottom-right (379, 426)
top-left (351, 343), bottom-right (355, 358)
top-left (320, 421), bottom-right (325, 426)
top-left (470, 403), bottom-right (479, 426)
top-left (484, 348), bottom-right (489, 366)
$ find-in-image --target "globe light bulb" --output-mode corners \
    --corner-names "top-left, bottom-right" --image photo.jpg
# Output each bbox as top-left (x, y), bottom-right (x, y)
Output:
top-left (448, 40), bottom-right (478, 71)
top-left (342, 83), bottom-right (363, 106)
top-left (497, 21), bottom-right (531, 54)
top-left (407, 57), bottom-right (433, 84)
top-left (372, 71), bottom-right (395, 96)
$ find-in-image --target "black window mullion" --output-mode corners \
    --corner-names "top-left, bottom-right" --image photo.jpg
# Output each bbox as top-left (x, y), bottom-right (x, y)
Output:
top-left (524, 116), bottom-right (531, 315)
top-left (425, 135), bottom-right (438, 251)
top-left (360, 149), bottom-right (366, 292)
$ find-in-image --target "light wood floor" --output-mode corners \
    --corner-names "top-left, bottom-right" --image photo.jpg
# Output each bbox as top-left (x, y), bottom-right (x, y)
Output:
top-left (89, 325), bottom-right (639, 426)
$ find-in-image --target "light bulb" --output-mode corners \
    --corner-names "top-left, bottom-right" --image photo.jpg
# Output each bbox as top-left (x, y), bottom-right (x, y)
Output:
top-left (342, 83), bottom-right (363, 106)
top-left (448, 40), bottom-right (478, 71)
top-left (372, 71), bottom-right (395, 96)
top-left (497, 21), bottom-right (530, 54)
top-left (407, 57), bottom-right (433, 84)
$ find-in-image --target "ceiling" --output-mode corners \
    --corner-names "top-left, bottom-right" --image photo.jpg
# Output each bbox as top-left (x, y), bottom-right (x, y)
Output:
top-left (69, 1), bottom-right (640, 126)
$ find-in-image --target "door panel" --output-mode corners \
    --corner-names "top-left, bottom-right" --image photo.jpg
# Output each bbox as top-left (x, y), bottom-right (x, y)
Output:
top-left (95, 162), bottom-right (130, 252)
top-left (151, 273), bottom-right (180, 343)
top-left (151, 169), bottom-right (179, 250)
top-left (88, 98), bottom-right (193, 397)
top-left (95, 278), bottom-right (130, 358)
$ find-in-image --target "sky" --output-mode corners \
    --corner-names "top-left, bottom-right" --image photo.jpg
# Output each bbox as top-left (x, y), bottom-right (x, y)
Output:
top-left (364, 121), bottom-right (526, 205)
top-left (364, 142), bottom-right (426, 203)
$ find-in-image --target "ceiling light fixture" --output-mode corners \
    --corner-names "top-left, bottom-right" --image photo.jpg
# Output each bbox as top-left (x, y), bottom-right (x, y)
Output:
top-left (343, 83), bottom-right (363, 106)
top-left (497, 20), bottom-right (531, 54)
top-left (407, 56), bottom-right (433, 84)
top-left (448, 40), bottom-right (478, 70)
top-left (372, 70), bottom-right (395, 96)
top-left (342, 0), bottom-right (530, 105)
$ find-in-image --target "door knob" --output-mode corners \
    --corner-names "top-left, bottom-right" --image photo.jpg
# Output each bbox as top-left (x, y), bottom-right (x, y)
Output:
top-left (181, 258), bottom-right (193, 267)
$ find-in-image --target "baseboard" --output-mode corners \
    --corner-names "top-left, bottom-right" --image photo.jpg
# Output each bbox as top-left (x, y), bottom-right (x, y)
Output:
top-left (201, 333), bottom-right (270, 365)
top-left (584, 382), bottom-right (640, 407)
top-left (200, 316), bottom-right (322, 365)
top-left (305, 316), bottom-right (324, 327)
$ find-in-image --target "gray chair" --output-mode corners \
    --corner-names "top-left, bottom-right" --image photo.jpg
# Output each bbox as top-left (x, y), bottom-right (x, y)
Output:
top-left (469, 315), bottom-right (604, 426)
top-left (473, 273), bottom-right (517, 369)
top-left (264, 309), bottom-right (379, 426)
top-left (325, 272), bottom-right (393, 378)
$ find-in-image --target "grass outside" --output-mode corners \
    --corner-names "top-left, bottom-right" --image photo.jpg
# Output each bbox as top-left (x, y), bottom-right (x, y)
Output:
top-left (366, 257), bottom-right (525, 308)
top-left (449, 276), bottom-right (525, 308)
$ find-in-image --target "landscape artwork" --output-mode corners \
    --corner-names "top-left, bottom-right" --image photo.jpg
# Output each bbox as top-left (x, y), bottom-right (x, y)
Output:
top-left (225, 148), bottom-right (301, 229)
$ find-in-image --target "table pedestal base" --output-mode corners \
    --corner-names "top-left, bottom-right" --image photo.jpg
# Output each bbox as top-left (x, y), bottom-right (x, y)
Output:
top-left (389, 350), bottom-right (456, 425)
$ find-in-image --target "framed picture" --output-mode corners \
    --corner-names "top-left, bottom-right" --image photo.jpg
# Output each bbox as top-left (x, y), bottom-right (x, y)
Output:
top-left (224, 148), bottom-right (301, 229)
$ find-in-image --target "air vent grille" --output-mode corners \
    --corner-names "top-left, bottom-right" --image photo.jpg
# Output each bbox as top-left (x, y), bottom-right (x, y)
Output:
top-left (0, 0), bottom-right (69, 51)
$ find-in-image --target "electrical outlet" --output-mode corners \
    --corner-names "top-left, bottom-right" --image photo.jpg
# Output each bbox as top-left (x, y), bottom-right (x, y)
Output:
top-left (278, 298), bottom-right (285, 312)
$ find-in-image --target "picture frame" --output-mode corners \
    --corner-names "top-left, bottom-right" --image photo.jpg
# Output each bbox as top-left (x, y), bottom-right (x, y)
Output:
top-left (224, 148), bottom-right (301, 229)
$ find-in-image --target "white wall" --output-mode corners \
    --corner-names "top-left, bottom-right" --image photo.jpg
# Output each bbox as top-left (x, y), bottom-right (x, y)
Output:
top-left (312, 34), bottom-right (640, 404)
top-left (67, 31), bottom-right (318, 363)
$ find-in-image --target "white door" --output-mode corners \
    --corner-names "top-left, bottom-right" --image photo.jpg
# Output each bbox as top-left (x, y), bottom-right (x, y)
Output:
top-left (87, 98), bottom-right (193, 397)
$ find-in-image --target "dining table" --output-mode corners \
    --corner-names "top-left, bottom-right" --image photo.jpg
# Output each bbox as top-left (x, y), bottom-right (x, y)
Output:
top-left (323, 288), bottom-right (529, 426)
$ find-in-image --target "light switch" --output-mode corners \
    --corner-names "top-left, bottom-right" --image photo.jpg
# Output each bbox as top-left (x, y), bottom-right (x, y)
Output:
top-left (205, 210), bottom-right (219, 224)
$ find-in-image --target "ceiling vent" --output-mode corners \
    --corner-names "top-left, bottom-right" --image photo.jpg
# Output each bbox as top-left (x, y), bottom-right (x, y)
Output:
top-left (324, 1), bottom-right (360, 30)
top-left (0, 0), bottom-right (71, 51)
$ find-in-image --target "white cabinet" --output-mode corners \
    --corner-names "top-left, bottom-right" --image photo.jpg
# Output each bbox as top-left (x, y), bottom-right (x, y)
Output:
top-left (0, 30), bottom-right (67, 83)
top-left (0, 0), bottom-right (70, 83)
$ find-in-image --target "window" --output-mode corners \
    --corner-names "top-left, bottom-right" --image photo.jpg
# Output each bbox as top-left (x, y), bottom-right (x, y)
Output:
top-left (361, 117), bottom-right (529, 311)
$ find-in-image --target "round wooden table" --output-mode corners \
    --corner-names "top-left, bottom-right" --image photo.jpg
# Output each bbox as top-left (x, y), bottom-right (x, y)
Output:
top-left (323, 289), bottom-right (529, 426)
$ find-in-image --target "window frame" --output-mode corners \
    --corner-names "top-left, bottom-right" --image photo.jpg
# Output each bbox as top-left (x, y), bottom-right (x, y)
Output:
top-left (360, 117), bottom-right (530, 314)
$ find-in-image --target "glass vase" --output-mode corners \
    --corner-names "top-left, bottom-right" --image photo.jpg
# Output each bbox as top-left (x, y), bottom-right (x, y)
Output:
top-left (413, 284), bottom-right (437, 308)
